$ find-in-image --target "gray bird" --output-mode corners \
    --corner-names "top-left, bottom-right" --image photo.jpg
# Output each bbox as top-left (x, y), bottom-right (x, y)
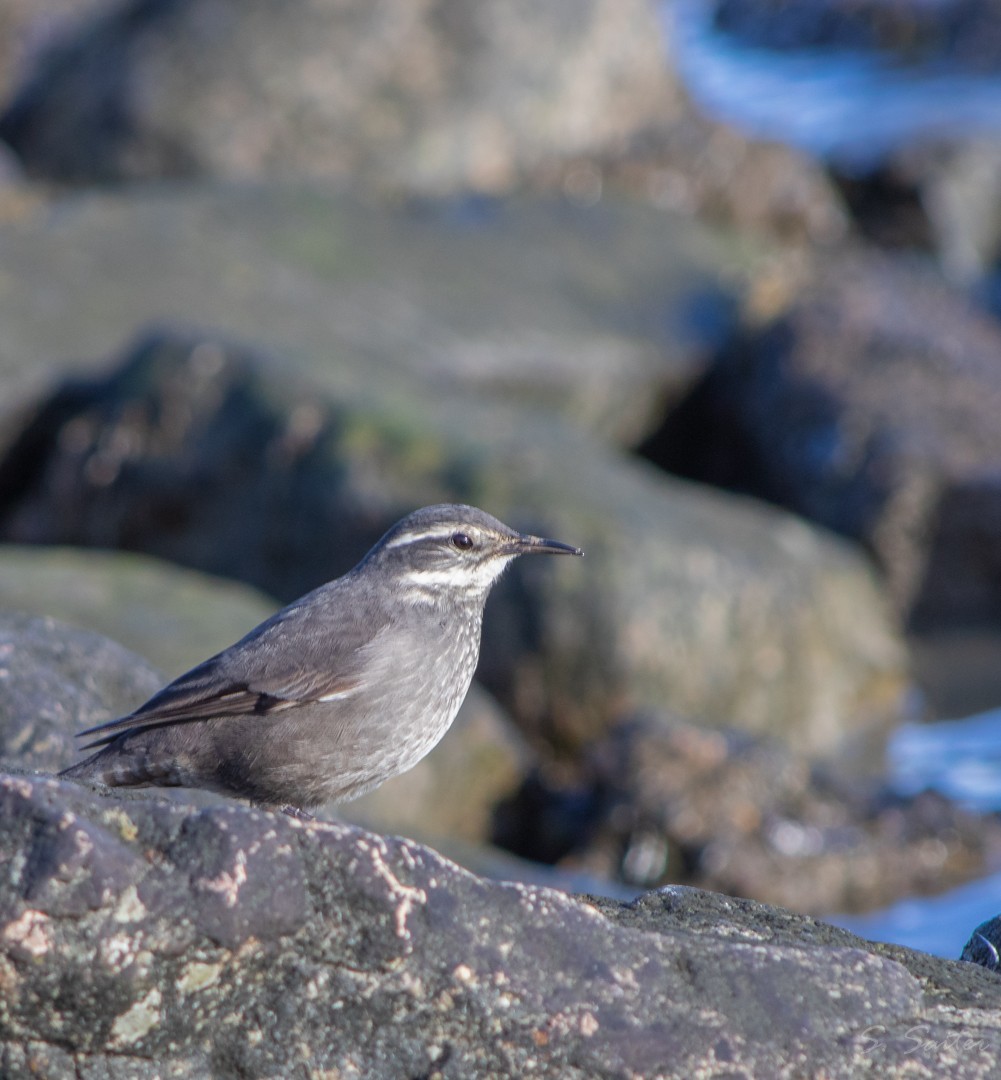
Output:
top-left (60, 504), bottom-right (582, 816)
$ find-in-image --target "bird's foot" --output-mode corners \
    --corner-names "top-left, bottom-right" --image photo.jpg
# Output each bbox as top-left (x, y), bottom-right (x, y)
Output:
top-left (278, 804), bottom-right (315, 821)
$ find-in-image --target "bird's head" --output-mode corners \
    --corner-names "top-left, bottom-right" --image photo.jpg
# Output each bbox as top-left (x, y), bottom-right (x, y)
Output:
top-left (362, 504), bottom-right (583, 603)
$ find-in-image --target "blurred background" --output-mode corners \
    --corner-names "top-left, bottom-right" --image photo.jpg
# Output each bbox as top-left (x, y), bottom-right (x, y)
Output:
top-left (2, 0), bottom-right (1001, 959)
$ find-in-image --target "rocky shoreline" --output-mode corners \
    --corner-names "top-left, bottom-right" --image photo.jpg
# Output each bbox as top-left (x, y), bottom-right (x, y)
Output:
top-left (4, 0), bottom-right (1001, 1075)
top-left (3, 763), bottom-right (1001, 1078)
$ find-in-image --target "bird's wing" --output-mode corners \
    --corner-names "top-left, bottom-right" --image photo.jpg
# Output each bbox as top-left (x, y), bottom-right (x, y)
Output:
top-left (77, 590), bottom-right (384, 748)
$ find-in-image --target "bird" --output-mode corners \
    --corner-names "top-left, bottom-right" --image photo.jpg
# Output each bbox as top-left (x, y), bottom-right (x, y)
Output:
top-left (59, 504), bottom-right (583, 817)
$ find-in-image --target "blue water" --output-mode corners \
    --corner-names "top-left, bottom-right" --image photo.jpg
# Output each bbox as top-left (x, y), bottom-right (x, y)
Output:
top-left (664, 0), bottom-right (1001, 169)
top-left (829, 712), bottom-right (1001, 958)
top-left (833, 869), bottom-right (1001, 960)
top-left (891, 711), bottom-right (1001, 813)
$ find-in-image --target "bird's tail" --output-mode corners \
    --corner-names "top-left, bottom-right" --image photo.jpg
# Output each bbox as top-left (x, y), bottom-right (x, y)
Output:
top-left (59, 744), bottom-right (177, 790)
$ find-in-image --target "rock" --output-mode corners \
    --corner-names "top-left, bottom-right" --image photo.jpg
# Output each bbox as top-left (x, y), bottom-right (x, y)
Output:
top-left (0, 0), bottom-right (674, 194)
top-left (0, 138), bottom-right (23, 187)
top-left (0, 543), bottom-right (276, 678)
top-left (0, 1), bottom-right (849, 239)
top-left (423, 834), bottom-right (640, 903)
top-left (0, 185), bottom-right (741, 450)
top-left (0, 611), bottom-right (163, 772)
top-left (542, 712), bottom-right (1001, 915)
top-left (711, 0), bottom-right (1001, 68)
top-left (0, 605), bottom-right (617, 899)
top-left (0, 0), bottom-right (108, 103)
top-left (962, 915), bottom-right (1001, 971)
top-left (0, 323), bottom-right (909, 755)
top-left (2, 770), bottom-right (1001, 1077)
top-left (0, 0), bottom-right (846, 241)
top-left (828, 139), bottom-right (1001, 279)
top-left (643, 250), bottom-right (1001, 634)
top-left (924, 138), bottom-right (1001, 280)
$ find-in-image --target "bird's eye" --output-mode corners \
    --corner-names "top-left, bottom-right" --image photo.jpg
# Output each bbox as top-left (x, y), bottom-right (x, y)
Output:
top-left (450, 531), bottom-right (474, 551)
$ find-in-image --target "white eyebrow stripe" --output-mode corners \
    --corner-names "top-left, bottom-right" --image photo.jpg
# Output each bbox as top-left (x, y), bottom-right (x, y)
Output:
top-left (382, 530), bottom-right (460, 551)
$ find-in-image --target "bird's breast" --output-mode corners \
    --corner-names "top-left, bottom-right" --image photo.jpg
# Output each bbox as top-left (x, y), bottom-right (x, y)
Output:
top-left (291, 604), bottom-right (487, 804)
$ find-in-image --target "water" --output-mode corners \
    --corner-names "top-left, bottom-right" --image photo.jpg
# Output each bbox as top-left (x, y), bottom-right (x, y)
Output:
top-left (891, 711), bottom-right (1001, 813)
top-left (665, 0), bottom-right (1001, 170)
top-left (827, 709), bottom-right (1001, 957)
top-left (833, 869), bottom-right (1001, 960)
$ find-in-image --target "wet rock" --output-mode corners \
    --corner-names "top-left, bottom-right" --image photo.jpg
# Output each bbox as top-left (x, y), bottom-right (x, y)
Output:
top-left (644, 250), bottom-right (1001, 634)
top-left (3, 769), bottom-right (1001, 1077)
top-left (0, 323), bottom-right (909, 755)
top-left (496, 712), bottom-right (1001, 915)
top-left (962, 915), bottom-right (1001, 970)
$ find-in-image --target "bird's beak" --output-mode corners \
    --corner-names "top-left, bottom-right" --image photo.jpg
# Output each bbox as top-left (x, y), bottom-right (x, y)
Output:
top-left (511, 533), bottom-right (584, 557)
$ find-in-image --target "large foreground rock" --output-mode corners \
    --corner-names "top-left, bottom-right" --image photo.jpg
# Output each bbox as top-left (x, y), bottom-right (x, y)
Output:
top-left (1, 770), bottom-right (1000, 1078)
top-left (0, 324), bottom-right (908, 754)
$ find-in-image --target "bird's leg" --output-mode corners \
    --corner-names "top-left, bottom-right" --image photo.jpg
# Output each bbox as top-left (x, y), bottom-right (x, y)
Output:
top-left (251, 800), bottom-right (316, 821)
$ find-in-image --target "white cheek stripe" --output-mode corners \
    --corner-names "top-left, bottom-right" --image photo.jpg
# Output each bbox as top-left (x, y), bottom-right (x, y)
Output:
top-left (403, 568), bottom-right (476, 587)
top-left (403, 560), bottom-right (513, 590)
